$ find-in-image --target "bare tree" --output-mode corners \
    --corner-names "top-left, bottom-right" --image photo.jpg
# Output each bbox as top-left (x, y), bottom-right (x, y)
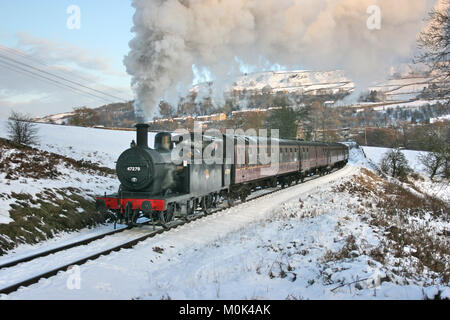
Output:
top-left (416, 1), bottom-right (450, 98)
top-left (381, 149), bottom-right (411, 180)
top-left (265, 106), bottom-right (301, 139)
top-left (7, 111), bottom-right (39, 145)
top-left (69, 107), bottom-right (99, 127)
top-left (418, 123), bottom-right (450, 179)
top-left (444, 154), bottom-right (450, 179)
top-left (419, 152), bottom-right (445, 180)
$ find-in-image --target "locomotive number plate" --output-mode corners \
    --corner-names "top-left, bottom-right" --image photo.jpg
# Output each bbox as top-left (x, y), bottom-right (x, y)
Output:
top-left (127, 167), bottom-right (141, 172)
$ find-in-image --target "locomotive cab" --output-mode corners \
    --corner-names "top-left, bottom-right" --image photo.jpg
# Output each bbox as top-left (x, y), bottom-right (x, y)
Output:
top-left (155, 132), bottom-right (173, 152)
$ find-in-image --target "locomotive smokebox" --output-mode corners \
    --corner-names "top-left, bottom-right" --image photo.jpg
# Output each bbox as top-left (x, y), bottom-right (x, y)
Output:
top-left (136, 123), bottom-right (150, 148)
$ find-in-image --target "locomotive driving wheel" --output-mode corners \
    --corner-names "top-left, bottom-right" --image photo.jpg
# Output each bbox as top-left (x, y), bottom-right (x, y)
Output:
top-left (161, 204), bottom-right (175, 228)
top-left (202, 195), bottom-right (213, 214)
top-left (123, 203), bottom-right (140, 227)
top-left (186, 200), bottom-right (195, 218)
top-left (270, 178), bottom-right (277, 188)
top-left (227, 193), bottom-right (235, 208)
top-left (131, 209), bottom-right (139, 226)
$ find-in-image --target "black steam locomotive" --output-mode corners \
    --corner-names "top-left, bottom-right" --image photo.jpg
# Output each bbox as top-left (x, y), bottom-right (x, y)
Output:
top-left (96, 124), bottom-right (349, 227)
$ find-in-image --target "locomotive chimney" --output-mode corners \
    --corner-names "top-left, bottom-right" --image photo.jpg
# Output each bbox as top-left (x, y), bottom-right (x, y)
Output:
top-left (135, 123), bottom-right (149, 148)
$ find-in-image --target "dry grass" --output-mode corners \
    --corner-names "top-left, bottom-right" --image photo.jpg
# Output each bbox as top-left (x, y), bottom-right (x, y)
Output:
top-left (334, 168), bottom-right (450, 284)
top-left (322, 235), bottom-right (358, 262)
top-left (0, 138), bottom-right (116, 255)
top-left (0, 138), bottom-right (114, 180)
top-left (0, 189), bottom-right (105, 255)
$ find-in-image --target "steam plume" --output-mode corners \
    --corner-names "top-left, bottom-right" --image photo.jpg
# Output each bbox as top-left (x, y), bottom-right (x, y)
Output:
top-left (124, 0), bottom-right (436, 120)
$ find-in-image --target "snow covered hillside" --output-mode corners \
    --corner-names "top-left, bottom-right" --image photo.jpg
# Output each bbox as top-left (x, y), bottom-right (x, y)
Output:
top-left (0, 121), bottom-right (152, 169)
top-left (34, 112), bottom-right (74, 125)
top-left (363, 146), bottom-right (427, 174)
top-left (0, 124), bottom-right (122, 254)
top-left (363, 146), bottom-right (450, 203)
top-left (228, 70), bottom-right (354, 95)
top-left (369, 75), bottom-right (447, 101)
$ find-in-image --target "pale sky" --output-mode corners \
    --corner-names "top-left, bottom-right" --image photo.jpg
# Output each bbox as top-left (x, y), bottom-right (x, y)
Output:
top-left (0, 0), bottom-right (135, 119)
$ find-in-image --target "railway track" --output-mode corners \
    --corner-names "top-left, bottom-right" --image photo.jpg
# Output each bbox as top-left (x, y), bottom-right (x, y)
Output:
top-left (0, 167), bottom-right (342, 296)
top-left (0, 227), bottom-right (131, 270)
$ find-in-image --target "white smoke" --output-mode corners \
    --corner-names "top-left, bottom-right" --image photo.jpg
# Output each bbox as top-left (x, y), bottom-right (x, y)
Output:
top-left (124, 0), bottom-right (437, 121)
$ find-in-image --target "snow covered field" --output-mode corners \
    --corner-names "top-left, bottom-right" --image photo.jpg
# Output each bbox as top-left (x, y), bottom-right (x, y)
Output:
top-left (362, 146), bottom-right (427, 174)
top-left (362, 146), bottom-right (450, 202)
top-left (0, 121), bottom-right (150, 169)
top-left (371, 99), bottom-right (446, 112)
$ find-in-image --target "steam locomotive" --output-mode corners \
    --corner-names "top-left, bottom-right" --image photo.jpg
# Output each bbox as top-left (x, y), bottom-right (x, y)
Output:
top-left (96, 124), bottom-right (349, 227)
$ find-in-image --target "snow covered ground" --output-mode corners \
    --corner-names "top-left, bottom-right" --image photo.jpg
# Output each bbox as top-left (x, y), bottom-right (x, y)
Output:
top-left (431, 114), bottom-right (450, 123)
top-left (1, 156), bottom-right (448, 300)
top-left (0, 122), bottom-right (126, 253)
top-left (0, 137), bottom-right (118, 226)
top-left (0, 123), bottom-right (447, 300)
top-left (1, 165), bottom-right (364, 300)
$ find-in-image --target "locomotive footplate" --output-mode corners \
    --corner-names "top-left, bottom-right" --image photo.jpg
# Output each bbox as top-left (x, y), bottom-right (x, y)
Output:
top-left (96, 194), bottom-right (165, 213)
top-left (96, 192), bottom-right (204, 228)
top-left (96, 192), bottom-right (197, 215)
